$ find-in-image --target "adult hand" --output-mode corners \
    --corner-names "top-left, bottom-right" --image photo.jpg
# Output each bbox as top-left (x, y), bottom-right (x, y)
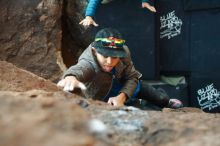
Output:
top-left (57, 76), bottom-right (86, 92)
top-left (79, 16), bottom-right (99, 27)
top-left (142, 2), bottom-right (156, 12)
top-left (107, 93), bottom-right (127, 107)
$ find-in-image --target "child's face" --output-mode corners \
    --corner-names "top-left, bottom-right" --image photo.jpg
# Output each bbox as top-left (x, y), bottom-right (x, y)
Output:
top-left (93, 48), bottom-right (120, 72)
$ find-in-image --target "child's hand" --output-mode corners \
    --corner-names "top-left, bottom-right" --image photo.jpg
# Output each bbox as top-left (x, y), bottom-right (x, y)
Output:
top-left (107, 93), bottom-right (127, 107)
top-left (142, 2), bottom-right (156, 12)
top-left (79, 16), bottom-right (99, 27)
top-left (57, 76), bottom-right (86, 92)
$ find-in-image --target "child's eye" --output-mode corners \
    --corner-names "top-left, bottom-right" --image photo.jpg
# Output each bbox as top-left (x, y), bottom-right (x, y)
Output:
top-left (103, 55), bottom-right (108, 58)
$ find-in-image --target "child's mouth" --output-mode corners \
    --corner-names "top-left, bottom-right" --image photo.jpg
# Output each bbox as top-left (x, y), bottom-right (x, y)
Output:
top-left (103, 65), bottom-right (113, 72)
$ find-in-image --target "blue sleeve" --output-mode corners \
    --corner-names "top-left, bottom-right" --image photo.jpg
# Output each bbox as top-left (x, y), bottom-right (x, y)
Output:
top-left (142, 0), bottom-right (150, 2)
top-left (85, 0), bottom-right (102, 17)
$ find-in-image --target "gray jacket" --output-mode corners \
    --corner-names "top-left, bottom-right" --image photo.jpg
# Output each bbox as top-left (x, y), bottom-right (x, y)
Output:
top-left (63, 44), bottom-right (142, 101)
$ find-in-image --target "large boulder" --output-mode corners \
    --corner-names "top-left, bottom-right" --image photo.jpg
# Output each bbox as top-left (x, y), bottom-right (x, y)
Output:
top-left (0, 0), bottom-right (64, 81)
top-left (0, 0), bottom-right (91, 82)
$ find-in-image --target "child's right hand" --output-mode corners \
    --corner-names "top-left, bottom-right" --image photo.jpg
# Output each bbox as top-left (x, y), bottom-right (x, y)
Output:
top-left (57, 76), bottom-right (86, 92)
top-left (79, 16), bottom-right (99, 27)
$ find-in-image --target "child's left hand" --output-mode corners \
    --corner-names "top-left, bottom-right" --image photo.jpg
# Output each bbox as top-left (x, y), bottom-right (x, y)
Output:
top-left (142, 2), bottom-right (156, 12)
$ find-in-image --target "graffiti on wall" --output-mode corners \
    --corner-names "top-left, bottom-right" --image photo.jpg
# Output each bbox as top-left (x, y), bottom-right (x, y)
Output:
top-left (160, 10), bottom-right (183, 39)
top-left (197, 83), bottom-right (220, 111)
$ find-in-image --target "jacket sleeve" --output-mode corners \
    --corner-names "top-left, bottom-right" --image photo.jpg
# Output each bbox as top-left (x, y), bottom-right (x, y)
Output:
top-left (85, 0), bottom-right (102, 17)
top-left (119, 63), bottom-right (141, 99)
top-left (63, 59), bottom-right (96, 83)
top-left (142, 0), bottom-right (150, 2)
top-left (119, 47), bottom-right (142, 98)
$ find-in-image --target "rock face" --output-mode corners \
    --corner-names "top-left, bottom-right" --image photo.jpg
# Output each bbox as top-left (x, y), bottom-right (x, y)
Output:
top-left (0, 61), bottom-right (220, 146)
top-left (0, 0), bottom-right (92, 82)
top-left (0, 61), bottom-right (58, 92)
top-left (0, 90), bottom-right (115, 146)
top-left (0, 0), bottom-right (63, 81)
top-left (0, 0), bottom-right (92, 85)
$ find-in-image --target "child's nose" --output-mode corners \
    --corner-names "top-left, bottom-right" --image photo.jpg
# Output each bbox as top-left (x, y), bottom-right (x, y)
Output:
top-left (106, 57), bottom-right (113, 64)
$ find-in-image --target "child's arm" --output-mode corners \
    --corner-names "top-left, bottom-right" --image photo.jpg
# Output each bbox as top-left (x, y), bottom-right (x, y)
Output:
top-left (57, 59), bottom-right (96, 92)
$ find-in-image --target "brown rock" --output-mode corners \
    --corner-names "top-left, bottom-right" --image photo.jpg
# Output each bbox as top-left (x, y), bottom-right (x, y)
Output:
top-left (0, 0), bottom-right (93, 81)
top-left (0, 61), bottom-right (58, 92)
top-left (0, 90), bottom-right (114, 146)
top-left (0, 0), bottom-right (64, 81)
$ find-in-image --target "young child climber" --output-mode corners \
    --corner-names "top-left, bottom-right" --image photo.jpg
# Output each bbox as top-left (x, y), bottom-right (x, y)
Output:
top-left (57, 28), bottom-right (183, 108)
top-left (79, 0), bottom-right (156, 27)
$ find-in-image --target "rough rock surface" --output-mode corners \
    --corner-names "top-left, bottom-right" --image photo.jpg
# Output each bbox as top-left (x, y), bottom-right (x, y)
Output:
top-left (0, 0), bottom-right (64, 81)
top-left (0, 90), bottom-right (115, 146)
top-left (1, 61), bottom-right (220, 146)
top-left (0, 61), bottom-right (58, 92)
top-left (0, 0), bottom-right (91, 81)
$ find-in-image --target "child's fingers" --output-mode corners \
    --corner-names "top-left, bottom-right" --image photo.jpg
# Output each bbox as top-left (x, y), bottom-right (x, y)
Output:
top-left (57, 79), bottom-right (65, 87)
top-left (78, 82), bottom-right (87, 90)
top-left (150, 6), bottom-right (156, 12)
top-left (92, 21), bottom-right (99, 27)
top-left (63, 81), bottom-right (74, 92)
top-left (79, 20), bottom-right (83, 24)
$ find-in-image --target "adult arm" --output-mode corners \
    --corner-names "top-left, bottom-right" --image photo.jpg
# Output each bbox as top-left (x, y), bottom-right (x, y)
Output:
top-left (142, 0), bottom-right (156, 12)
top-left (79, 0), bottom-right (101, 27)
